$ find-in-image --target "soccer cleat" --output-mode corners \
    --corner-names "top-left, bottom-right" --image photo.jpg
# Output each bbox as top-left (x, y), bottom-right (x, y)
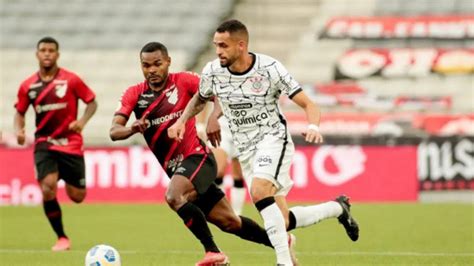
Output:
top-left (51, 237), bottom-right (71, 251)
top-left (335, 195), bottom-right (359, 241)
top-left (195, 251), bottom-right (230, 266)
top-left (288, 233), bottom-right (299, 266)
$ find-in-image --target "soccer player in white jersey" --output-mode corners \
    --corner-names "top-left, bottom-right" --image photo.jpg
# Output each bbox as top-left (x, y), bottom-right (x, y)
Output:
top-left (169, 19), bottom-right (359, 265)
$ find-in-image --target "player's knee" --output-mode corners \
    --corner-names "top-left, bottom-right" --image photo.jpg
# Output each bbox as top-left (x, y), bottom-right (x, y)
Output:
top-left (165, 191), bottom-right (186, 211)
top-left (41, 184), bottom-right (57, 200)
top-left (250, 186), bottom-right (270, 203)
top-left (70, 191), bottom-right (86, 203)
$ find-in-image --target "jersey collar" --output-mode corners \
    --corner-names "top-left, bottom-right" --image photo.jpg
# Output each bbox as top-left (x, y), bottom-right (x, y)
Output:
top-left (227, 53), bottom-right (256, 76)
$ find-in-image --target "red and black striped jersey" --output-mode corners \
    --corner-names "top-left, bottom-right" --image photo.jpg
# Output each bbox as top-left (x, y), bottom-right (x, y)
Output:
top-left (15, 68), bottom-right (95, 155)
top-left (115, 72), bottom-right (209, 176)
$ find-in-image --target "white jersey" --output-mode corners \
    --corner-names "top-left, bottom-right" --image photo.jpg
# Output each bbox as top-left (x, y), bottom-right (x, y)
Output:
top-left (199, 53), bottom-right (302, 158)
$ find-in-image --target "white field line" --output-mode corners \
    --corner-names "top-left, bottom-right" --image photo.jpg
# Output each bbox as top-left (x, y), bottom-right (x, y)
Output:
top-left (0, 249), bottom-right (473, 257)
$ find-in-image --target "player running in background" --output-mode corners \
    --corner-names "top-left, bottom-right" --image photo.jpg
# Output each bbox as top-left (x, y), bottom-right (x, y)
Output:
top-left (13, 37), bottom-right (97, 251)
top-left (207, 116), bottom-right (246, 216)
top-left (169, 19), bottom-right (360, 265)
top-left (110, 42), bottom-right (278, 265)
top-left (197, 107), bottom-right (246, 216)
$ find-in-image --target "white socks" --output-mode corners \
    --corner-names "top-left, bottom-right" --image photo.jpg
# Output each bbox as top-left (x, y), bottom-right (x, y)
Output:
top-left (290, 201), bottom-right (343, 228)
top-left (260, 202), bottom-right (292, 265)
top-left (231, 187), bottom-right (246, 215)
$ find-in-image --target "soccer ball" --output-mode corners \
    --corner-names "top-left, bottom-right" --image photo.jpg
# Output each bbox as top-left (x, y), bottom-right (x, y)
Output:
top-left (85, 244), bottom-right (121, 266)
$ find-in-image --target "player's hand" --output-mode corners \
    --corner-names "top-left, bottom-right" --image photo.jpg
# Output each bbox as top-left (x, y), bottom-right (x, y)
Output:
top-left (206, 115), bottom-right (221, 147)
top-left (68, 119), bottom-right (85, 133)
top-left (168, 120), bottom-right (185, 142)
top-left (16, 129), bottom-right (26, 145)
top-left (302, 124), bottom-right (324, 144)
top-left (131, 115), bottom-right (150, 134)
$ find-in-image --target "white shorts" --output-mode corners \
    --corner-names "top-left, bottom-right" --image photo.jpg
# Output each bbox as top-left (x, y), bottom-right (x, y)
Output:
top-left (239, 135), bottom-right (294, 197)
top-left (219, 117), bottom-right (237, 159)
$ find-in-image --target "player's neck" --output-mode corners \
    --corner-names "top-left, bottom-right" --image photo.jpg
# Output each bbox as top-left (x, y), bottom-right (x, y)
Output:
top-left (228, 53), bottom-right (253, 74)
top-left (39, 65), bottom-right (59, 82)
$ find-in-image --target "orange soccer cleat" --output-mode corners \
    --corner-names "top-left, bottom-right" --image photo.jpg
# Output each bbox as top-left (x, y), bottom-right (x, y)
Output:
top-left (195, 251), bottom-right (229, 266)
top-left (51, 237), bottom-right (71, 252)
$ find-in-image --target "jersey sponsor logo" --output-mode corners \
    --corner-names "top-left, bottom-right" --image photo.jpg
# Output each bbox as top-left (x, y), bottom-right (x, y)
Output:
top-left (256, 155), bottom-right (273, 167)
top-left (150, 110), bottom-right (183, 126)
top-left (54, 80), bottom-right (68, 98)
top-left (35, 102), bottom-right (68, 114)
top-left (229, 103), bottom-right (253, 110)
top-left (232, 112), bottom-right (269, 126)
top-left (137, 99), bottom-right (148, 108)
top-left (166, 86), bottom-right (178, 105)
top-left (28, 90), bottom-right (37, 100)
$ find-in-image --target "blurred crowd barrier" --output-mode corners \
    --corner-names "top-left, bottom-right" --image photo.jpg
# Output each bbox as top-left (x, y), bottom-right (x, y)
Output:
top-left (1, 136), bottom-right (472, 206)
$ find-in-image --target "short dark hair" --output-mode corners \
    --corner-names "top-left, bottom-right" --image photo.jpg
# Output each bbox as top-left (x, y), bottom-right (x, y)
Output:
top-left (216, 19), bottom-right (248, 36)
top-left (37, 36), bottom-right (59, 50)
top-left (140, 42), bottom-right (168, 57)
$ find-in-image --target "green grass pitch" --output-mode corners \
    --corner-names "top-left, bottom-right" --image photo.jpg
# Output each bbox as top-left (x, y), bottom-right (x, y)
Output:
top-left (1, 203), bottom-right (473, 265)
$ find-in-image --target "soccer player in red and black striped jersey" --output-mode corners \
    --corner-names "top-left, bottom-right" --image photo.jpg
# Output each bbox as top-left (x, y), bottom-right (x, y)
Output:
top-left (13, 37), bottom-right (97, 251)
top-left (110, 42), bottom-right (272, 265)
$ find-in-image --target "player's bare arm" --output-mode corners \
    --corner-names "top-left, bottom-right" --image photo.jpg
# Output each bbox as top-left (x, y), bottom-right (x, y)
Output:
top-left (206, 98), bottom-right (224, 147)
top-left (69, 100), bottom-right (98, 133)
top-left (291, 91), bottom-right (324, 144)
top-left (13, 112), bottom-right (26, 145)
top-left (168, 93), bottom-right (209, 141)
top-left (109, 115), bottom-right (148, 141)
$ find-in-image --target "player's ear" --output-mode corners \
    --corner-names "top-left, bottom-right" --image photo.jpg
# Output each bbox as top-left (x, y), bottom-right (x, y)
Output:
top-left (238, 40), bottom-right (246, 51)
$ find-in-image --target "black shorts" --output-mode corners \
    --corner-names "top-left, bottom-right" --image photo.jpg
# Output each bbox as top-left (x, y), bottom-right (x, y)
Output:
top-left (173, 153), bottom-right (225, 215)
top-left (34, 150), bottom-right (86, 189)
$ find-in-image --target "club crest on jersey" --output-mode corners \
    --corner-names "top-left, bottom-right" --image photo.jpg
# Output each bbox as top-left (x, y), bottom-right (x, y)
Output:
top-left (249, 76), bottom-right (268, 93)
top-left (54, 80), bottom-right (68, 98)
top-left (166, 85), bottom-right (178, 105)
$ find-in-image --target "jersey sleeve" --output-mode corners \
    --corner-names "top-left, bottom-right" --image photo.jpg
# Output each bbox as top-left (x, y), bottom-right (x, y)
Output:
top-left (198, 62), bottom-right (215, 99)
top-left (114, 87), bottom-right (138, 119)
top-left (184, 72), bottom-right (200, 96)
top-left (72, 75), bottom-right (96, 103)
top-left (273, 60), bottom-right (302, 99)
top-left (14, 83), bottom-right (30, 114)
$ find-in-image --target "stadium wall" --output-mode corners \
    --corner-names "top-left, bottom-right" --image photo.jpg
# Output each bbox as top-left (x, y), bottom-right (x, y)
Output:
top-left (1, 136), bottom-right (472, 206)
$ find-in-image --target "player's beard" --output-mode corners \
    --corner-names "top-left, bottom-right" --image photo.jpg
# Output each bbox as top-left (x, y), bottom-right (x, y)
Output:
top-left (147, 73), bottom-right (168, 90)
top-left (220, 60), bottom-right (230, 67)
top-left (149, 80), bottom-right (164, 89)
top-left (220, 55), bottom-right (236, 68)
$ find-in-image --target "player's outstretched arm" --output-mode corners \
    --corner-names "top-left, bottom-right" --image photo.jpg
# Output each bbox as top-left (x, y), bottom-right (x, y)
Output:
top-left (69, 100), bottom-right (98, 133)
top-left (13, 112), bottom-right (26, 145)
top-left (291, 91), bottom-right (324, 144)
top-left (168, 93), bottom-right (209, 141)
top-left (110, 115), bottom-right (147, 141)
